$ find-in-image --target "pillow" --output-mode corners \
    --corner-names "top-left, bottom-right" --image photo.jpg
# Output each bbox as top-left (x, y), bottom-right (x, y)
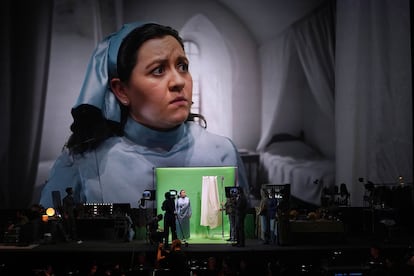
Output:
top-left (265, 140), bottom-right (318, 159)
top-left (265, 132), bottom-right (304, 148)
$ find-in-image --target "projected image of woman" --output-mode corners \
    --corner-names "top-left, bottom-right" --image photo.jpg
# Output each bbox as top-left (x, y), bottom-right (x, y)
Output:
top-left (176, 189), bottom-right (191, 240)
top-left (39, 22), bottom-right (248, 211)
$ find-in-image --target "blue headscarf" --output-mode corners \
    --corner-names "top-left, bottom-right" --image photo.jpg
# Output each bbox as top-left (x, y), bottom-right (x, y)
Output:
top-left (73, 22), bottom-right (147, 123)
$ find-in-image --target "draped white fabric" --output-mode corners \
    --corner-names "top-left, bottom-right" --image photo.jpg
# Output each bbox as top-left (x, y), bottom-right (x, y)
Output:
top-left (200, 176), bottom-right (221, 228)
top-left (257, 30), bottom-right (302, 151)
top-left (292, 3), bottom-right (335, 124)
top-left (257, 2), bottom-right (336, 159)
top-left (335, 0), bottom-right (412, 206)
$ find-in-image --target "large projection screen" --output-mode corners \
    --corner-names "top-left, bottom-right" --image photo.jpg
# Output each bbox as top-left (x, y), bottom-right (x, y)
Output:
top-left (155, 166), bottom-right (237, 241)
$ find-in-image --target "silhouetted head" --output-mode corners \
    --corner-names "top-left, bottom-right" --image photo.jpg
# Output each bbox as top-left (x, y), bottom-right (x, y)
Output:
top-left (65, 187), bottom-right (73, 195)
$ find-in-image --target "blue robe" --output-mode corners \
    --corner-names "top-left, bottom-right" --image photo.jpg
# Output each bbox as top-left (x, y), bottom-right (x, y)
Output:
top-left (176, 196), bottom-right (191, 239)
top-left (40, 117), bottom-right (248, 209)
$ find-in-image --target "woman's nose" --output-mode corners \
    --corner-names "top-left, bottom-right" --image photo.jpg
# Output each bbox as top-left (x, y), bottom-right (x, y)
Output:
top-left (169, 69), bottom-right (186, 92)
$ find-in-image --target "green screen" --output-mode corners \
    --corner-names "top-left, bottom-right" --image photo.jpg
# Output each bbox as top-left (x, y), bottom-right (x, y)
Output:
top-left (155, 166), bottom-right (236, 242)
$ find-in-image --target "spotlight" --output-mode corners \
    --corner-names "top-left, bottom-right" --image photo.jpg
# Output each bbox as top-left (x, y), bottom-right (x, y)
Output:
top-left (46, 207), bottom-right (55, 217)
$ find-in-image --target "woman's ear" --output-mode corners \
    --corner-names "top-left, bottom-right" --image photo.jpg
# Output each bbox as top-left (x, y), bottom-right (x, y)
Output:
top-left (110, 78), bottom-right (130, 106)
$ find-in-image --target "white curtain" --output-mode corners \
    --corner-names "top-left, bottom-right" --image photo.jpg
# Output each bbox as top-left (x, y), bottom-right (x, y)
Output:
top-left (257, 30), bottom-right (303, 150)
top-left (335, 0), bottom-right (412, 206)
top-left (257, 1), bottom-right (336, 157)
top-left (200, 176), bottom-right (221, 228)
top-left (292, 2), bottom-right (335, 124)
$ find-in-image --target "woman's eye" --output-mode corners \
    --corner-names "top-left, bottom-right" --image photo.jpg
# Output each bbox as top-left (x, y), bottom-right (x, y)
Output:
top-left (178, 63), bottom-right (189, 72)
top-left (152, 66), bottom-right (165, 75)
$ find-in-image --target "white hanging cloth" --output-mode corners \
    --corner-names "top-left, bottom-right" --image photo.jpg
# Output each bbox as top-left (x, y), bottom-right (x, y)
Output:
top-left (200, 176), bottom-right (221, 228)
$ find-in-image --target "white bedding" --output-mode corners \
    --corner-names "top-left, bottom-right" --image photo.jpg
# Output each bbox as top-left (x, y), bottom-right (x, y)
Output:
top-left (261, 141), bottom-right (335, 206)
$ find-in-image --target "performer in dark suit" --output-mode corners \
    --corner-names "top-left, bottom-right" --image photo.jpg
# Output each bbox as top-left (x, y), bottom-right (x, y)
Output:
top-left (233, 188), bottom-right (248, 247)
top-left (161, 192), bottom-right (177, 248)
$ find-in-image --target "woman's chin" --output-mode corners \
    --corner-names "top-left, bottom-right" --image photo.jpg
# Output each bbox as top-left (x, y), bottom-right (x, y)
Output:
top-left (170, 112), bottom-right (190, 125)
top-left (150, 117), bottom-right (188, 131)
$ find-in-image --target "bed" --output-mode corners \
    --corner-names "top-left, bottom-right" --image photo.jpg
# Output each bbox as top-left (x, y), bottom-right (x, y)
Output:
top-left (260, 133), bottom-right (335, 206)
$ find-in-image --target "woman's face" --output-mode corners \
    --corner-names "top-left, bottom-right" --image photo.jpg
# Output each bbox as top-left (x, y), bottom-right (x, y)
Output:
top-left (116, 35), bottom-right (192, 130)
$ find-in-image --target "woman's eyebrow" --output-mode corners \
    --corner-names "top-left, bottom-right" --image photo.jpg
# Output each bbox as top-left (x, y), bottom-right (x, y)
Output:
top-left (177, 55), bottom-right (189, 63)
top-left (145, 58), bottom-right (167, 70)
top-left (145, 55), bottom-right (189, 69)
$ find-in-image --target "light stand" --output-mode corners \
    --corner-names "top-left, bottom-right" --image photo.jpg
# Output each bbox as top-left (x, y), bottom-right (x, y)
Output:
top-left (220, 176), bottom-right (225, 238)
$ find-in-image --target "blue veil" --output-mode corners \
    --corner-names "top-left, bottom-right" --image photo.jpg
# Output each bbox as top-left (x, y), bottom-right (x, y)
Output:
top-left (73, 21), bottom-right (146, 123)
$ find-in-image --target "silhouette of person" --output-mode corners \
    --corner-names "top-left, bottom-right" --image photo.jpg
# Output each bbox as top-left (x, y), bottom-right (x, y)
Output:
top-left (233, 188), bottom-right (248, 247)
top-left (161, 192), bottom-right (177, 247)
top-left (157, 239), bottom-right (190, 275)
top-left (225, 195), bottom-right (237, 242)
top-left (147, 214), bottom-right (164, 244)
top-left (62, 187), bottom-right (81, 243)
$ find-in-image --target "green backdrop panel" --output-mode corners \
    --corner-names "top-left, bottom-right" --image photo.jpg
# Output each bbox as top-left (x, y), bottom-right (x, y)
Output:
top-left (155, 166), bottom-right (236, 241)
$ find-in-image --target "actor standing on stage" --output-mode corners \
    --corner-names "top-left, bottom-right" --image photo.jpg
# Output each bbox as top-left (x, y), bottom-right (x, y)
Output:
top-left (233, 188), bottom-right (248, 247)
top-left (225, 195), bottom-right (236, 242)
top-left (176, 189), bottom-right (192, 240)
top-left (62, 187), bottom-right (81, 243)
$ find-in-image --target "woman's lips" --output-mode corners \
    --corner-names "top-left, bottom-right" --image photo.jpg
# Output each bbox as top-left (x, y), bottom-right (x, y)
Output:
top-left (170, 97), bottom-right (188, 105)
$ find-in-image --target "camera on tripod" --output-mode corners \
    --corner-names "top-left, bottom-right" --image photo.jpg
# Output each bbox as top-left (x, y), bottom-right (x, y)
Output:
top-left (139, 189), bottom-right (155, 207)
top-left (225, 186), bottom-right (241, 198)
top-left (142, 190), bottom-right (155, 200)
top-left (168, 189), bottom-right (178, 199)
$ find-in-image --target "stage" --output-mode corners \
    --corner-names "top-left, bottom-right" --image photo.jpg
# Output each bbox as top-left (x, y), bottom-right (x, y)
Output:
top-left (1, 205), bottom-right (413, 275)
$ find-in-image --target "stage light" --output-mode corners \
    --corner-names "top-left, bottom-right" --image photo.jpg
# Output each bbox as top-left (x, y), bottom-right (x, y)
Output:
top-left (46, 207), bottom-right (55, 217)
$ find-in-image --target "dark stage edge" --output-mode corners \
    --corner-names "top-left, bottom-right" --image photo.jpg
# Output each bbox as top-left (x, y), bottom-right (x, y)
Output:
top-left (1, 235), bottom-right (413, 275)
